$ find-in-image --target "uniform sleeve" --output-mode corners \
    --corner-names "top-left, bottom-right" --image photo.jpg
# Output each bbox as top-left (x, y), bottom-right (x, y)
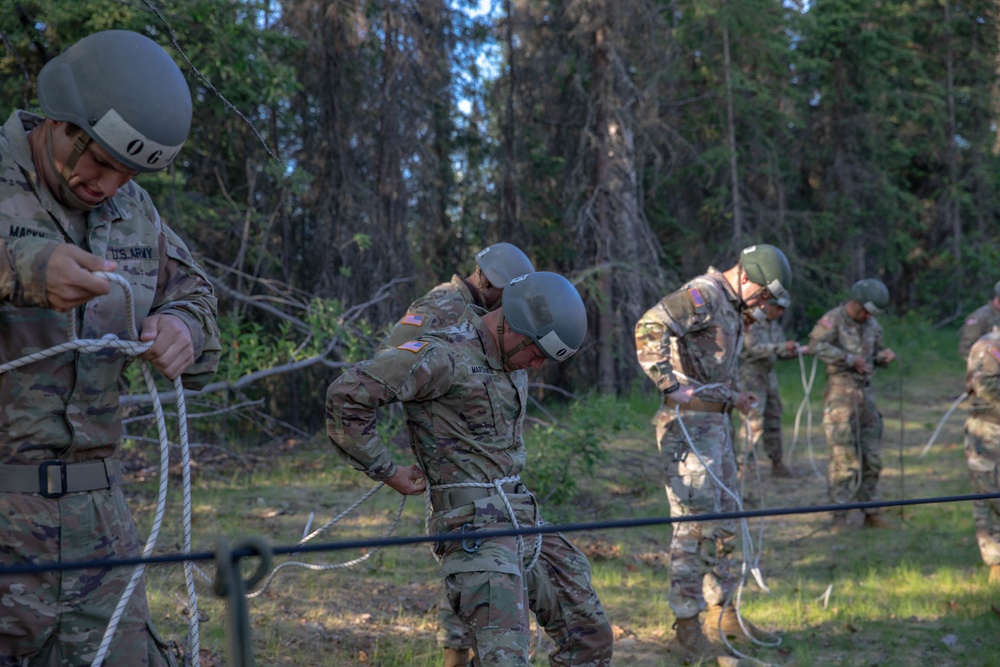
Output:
top-left (325, 344), bottom-right (454, 481)
top-left (808, 311), bottom-right (851, 369)
top-left (0, 237), bottom-right (60, 307)
top-left (151, 221), bottom-right (221, 389)
top-left (872, 321), bottom-right (891, 367)
top-left (741, 322), bottom-right (778, 363)
top-left (774, 323), bottom-right (796, 360)
top-left (959, 312), bottom-right (989, 360)
top-left (635, 299), bottom-right (680, 391)
top-left (967, 342), bottom-right (1000, 407)
top-left (379, 309), bottom-right (437, 352)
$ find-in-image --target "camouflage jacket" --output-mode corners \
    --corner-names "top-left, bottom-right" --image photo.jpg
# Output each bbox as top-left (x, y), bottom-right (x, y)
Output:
top-left (966, 330), bottom-right (1000, 416)
top-left (0, 111), bottom-right (221, 463)
top-left (808, 303), bottom-right (888, 382)
top-left (740, 318), bottom-right (794, 377)
top-left (959, 302), bottom-right (1000, 361)
top-left (327, 305), bottom-right (528, 487)
top-left (377, 275), bottom-right (485, 353)
top-left (635, 267), bottom-right (743, 404)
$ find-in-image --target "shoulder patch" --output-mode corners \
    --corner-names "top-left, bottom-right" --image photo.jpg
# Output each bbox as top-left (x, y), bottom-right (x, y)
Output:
top-left (400, 313), bottom-right (425, 326)
top-left (397, 340), bottom-right (429, 353)
top-left (990, 347), bottom-right (1000, 364)
top-left (688, 287), bottom-right (706, 309)
top-left (966, 317), bottom-right (979, 326)
top-left (820, 316), bottom-right (833, 329)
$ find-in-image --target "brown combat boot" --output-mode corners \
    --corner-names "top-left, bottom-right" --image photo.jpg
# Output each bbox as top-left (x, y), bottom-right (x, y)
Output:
top-left (830, 512), bottom-right (849, 533)
top-left (667, 615), bottom-right (724, 662)
top-left (862, 513), bottom-right (894, 529)
top-left (989, 564), bottom-right (1000, 585)
top-left (443, 647), bottom-right (472, 667)
top-left (703, 604), bottom-right (778, 644)
top-left (771, 459), bottom-right (793, 478)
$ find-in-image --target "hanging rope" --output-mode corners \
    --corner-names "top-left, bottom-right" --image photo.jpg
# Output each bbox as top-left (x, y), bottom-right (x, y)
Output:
top-left (918, 392), bottom-right (969, 458)
top-left (786, 351), bottom-right (823, 480)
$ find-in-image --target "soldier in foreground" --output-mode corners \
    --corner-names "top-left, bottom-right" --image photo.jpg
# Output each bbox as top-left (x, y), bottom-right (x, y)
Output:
top-left (327, 272), bottom-right (613, 666)
top-left (635, 244), bottom-right (790, 663)
top-left (962, 327), bottom-right (1000, 585)
top-left (377, 241), bottom-right (534, 667)
top-left (958, 281), bottom-right (1000, 361)
top-left (809, 278), bottom-right (896, 531)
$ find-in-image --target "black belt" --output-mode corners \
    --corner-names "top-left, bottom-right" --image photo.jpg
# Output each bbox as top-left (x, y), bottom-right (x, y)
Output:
top-left (431, 482), bottom-right (524, 513)
top-left (0, 459), bottom-right (122, 498)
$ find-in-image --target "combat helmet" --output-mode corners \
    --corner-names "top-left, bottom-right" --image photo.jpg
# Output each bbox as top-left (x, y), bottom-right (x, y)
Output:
top-left (475, 243), bottom-right (535, 288)
top-left (37, 30), bottom-right (192, 172)
top-left (502, 272), bottom-right (586, 360)
top-left (851, 278), bottom-right (890, 314)
top-left (740, 244), bottom-right (792, 303)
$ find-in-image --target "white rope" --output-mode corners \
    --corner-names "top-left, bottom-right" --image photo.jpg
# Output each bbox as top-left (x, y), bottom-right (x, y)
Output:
top-left (0, 272), bottom-right (201, 667)
top-left (786, 351), bottom-right (823, 480)
top-left (918, 392), bottom-right (969, 458)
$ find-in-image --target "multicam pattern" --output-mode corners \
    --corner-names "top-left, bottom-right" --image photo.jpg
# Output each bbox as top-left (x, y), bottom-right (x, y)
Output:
top-left (959, 302), bottom-right (1000, 360)
top-left (376, 275), bottom-right (483, 354)
top-left (0, 110), bottom-right (219, 666)
top-left (808, 304), bottom-right (890, 510)
top-left (738, 319), bottom-right (796, 463)
top-left (634, 268), bottom-right (742, 620)
top-left (964, 331), bottom-right (1000, 567)
top-left (327, 306), bottom-right (612, 665)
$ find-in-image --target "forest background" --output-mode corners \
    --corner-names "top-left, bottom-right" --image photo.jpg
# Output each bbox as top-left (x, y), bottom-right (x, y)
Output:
top-left (2, 0), bottom-right (999, 434)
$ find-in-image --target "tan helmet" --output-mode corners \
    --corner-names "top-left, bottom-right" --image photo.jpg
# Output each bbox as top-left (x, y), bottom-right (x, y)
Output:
top-left (37, 30), bottom-right (192, 172)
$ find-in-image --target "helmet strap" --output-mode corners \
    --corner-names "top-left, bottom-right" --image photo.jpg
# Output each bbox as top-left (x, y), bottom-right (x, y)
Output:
top-left (496, 318), bottom-right (528, 371)
top-left (40, 124), bottom-right (97, 211)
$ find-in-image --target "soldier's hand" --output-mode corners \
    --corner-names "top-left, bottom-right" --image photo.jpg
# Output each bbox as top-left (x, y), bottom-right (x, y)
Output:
top-left (385, 464), bottom-right (426, 496)
top-left (876, 348), bottom-right (896, 365)
top-left (734, 391), bottom-right (757, 415)
top-left (852, 356), bottom-right (873, 373)
top-left (785, 341), bottom-right (799, 353)
top-left (139, 313), bottom-right (195, 380)
top-left (668, 384), bottom-right (695, 405)
top-left (45, 244), bottom-right (117, 311)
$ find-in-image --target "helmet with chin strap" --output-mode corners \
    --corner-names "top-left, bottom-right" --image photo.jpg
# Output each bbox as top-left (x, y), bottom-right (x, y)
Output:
top-left (502, 272), bottom-right (586, 361)
top-left (740, 244), bottom-right (792, 303)
top-left (851, 278), bottom-right (890, 314)
top-left (475, 243), bottom-right (535, 288)
top-left (37, 30), bottom-right (192, 173)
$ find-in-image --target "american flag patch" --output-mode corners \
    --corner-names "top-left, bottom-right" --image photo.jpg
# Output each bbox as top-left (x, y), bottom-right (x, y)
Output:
top-left (397, 340), bottom-right (429, 353)
top-left (967, 317), bottom-right (979, 326)
top-left (688, 287), bottom-right (706, 309)
top-left (990, 347), bottom-right (1000, 364)
top-left (401, 313), bottom-right (424, 326)
top-left (820, 316), bottom-right (833, 329)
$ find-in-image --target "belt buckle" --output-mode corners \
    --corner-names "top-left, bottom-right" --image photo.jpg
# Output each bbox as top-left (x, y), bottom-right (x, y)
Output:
top-left (39, 460), bottom-right (68, 498)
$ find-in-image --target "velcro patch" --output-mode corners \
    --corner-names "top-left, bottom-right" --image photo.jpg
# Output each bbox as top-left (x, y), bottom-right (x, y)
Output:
top-left (400, 313), bottom-right (424, 326)
top-left (688, 287), bottom-right (706, 309)
top-left (820, 316), bottom-right (833, 329)
top-left (966, 317), bottom-right (979, 326)
top-left (397, 340), bottom-right (429, 353)
top-left (990, 347), bottom-right (1000, 364)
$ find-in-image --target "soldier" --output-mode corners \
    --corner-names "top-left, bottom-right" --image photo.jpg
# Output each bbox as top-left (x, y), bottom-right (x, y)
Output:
top-left (0, 31), bottom-right (221, 665)
top-left (635, 244), bottom-right (790, 662)
top-left (738, 295), bottom-right (803, 478)
top-left (808, 278), bottom-right (895, 531)
top-left (958, 281), bottom-right (1000, 360)
top-left (327, 272), bottom-right (613, 667)
top-left (378, 242), bottom-right (534, 354)
top-left (377, 242), bottom-right (534, 667)
top-left (962, 327), bottom-right (1000, 585)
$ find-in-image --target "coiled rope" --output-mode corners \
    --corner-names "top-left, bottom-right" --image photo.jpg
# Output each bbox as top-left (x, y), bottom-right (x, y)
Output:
top-left (0, 272), bottom-right (201, 667)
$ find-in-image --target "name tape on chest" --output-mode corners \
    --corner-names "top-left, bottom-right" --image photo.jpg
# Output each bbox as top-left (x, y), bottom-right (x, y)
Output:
top-left (397, 340), bottom-right (429, 353)
top-left (400, 313), bottom-right (424, 326)
top-left (688, 287), bottom-right (706, 309)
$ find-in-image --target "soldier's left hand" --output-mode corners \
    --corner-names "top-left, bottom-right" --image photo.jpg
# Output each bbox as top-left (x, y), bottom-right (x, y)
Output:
top-left (877, 348), bottom-right (896, 364)
top-left (139, 313), bottom-right (195, 380)
top-left (734, 391), bottom-right (757, 415)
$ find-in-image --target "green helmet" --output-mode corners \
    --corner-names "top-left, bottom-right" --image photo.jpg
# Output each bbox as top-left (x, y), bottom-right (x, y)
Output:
top-left (37, 30), bottom-right (192, 173)
top-left (475, 243), bottom-right (535, 288)
top-left (502, 272), bottom-right (586, 360)
top-left (851, 278), bottom-right (890, 314)
top-left (740, 244), bottom-right (792, 303)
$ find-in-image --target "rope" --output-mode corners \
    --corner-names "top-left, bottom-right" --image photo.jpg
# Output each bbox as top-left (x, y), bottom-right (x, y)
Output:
top-left (0, 272), bottom-right (201, 667)
top-left (918, 392), bottom-right (969, 458)
top-left (786, 351), bottom-right (822, 480)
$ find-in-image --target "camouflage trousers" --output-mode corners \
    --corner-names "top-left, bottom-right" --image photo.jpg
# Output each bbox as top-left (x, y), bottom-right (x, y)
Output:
top-left (440, 532), bottom-right (613, 666)
top-left (822, 376), bottom-right (883, 511)
top-left (654, 408), bottom-right (738, 620)
top-left (737, 367), bottom-right (784, 464)
top-left (0, 487), bottom-right (176, 667)
top-left (964, 416), bottom-right (1000, 567)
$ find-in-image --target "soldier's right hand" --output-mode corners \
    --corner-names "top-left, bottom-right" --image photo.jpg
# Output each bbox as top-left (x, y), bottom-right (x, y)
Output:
top-left (45, 244), bottom-right (117, 312)
top-left (851, 356), bottom-right (872, 374)
top-left (385, 463), bottom-right (427, 496)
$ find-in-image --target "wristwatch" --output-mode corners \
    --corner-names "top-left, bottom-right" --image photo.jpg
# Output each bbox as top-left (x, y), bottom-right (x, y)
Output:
top-left (663, 380), bottom-right (680, 395)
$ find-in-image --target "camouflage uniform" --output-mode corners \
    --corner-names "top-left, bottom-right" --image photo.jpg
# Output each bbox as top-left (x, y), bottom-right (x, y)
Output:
top-left (377, 275), bottom-right (484, 354)
top-left (738, 318), bottom-right (796, 464)
top-left (634, 268), bottom-right (743, 620)
top-left (0, 111), bottom-right (221, 666)
top-left (377, 274), bottom-right (486, 652)
top-left (959, 302), bottom-right (1000, 360)
top-left (963, 330), bottom-right (1000, 568)
top-left (808, 304), bottom-right (890, 512)
top-left (327, 306), bottom-right (613, 667)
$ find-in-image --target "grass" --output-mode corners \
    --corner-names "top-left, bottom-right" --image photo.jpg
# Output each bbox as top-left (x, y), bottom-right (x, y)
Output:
top-left (126, 319), bottom-right (1000, 666)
